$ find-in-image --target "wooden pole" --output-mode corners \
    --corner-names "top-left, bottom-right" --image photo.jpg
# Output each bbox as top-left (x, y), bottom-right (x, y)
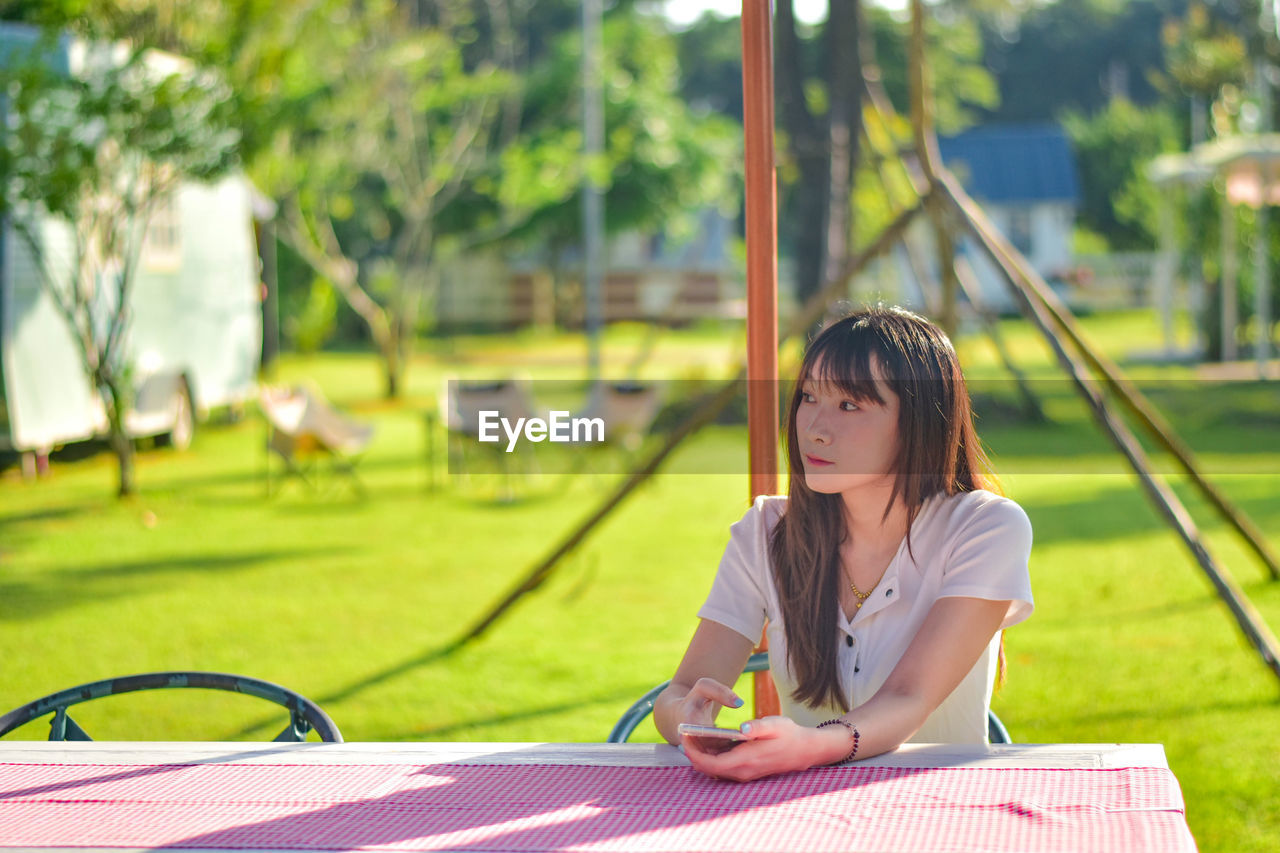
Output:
top-left (940, 173), bottom-right (1280, 686)
top-left (741, 0), bottom-right (780, 718)
top-left (859, 77), bottom-right (1046, 424)
top-left (907, 0), bottom-right (956, 338)
top-left (904, 0), bottom-right (1278, 676)
top-left (943, 188), bottom-right (1280, 580)
top-left (952, 255), bottom-right (1048, 424)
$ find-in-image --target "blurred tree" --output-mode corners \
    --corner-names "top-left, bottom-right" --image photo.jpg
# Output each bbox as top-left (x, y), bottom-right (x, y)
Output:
top-left (0, 42), bottom-right (238, 496)
top-left (674, 12), bottom-right (743, 123)
top-left (245, 0), bottom-right (517, 397)
top-left (1157, 1), bottom-right (1248, 141)
top-left (48, 1), bottom-right (735, 384)
top-left (675, 3), bottom-right (995, 306)
top-left (1062, 99), bottom-right (1178, 250)
top-left (976, 0), bottom-right (1179, 123)
top-left (469, 8), bottom-right (740, 311)
top-left (869, 5), bottom-right (999, 135)
top-left (773, 0), bottom-right (863, 308)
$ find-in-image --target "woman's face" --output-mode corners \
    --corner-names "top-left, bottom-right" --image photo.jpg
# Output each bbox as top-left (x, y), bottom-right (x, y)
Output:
top-left (795, 356), bottom-right (901, 495)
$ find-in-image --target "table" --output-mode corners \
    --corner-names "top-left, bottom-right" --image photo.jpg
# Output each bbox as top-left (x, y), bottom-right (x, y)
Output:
top-left (0, 742), bottom-right (1196, 852)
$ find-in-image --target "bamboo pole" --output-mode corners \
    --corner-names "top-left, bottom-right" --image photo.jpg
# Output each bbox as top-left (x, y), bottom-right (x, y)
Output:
top-left (952, 255), bottom-right (1048, 424)
top-left (906, 0), bottom-right (1278, 683)
top-left (859, 78), bottom-right (1046, 424)
top-left (907, 0), bottom-right (956, 338)
top-left (939, 172), bottom-right (1280, 686)
top-left (946, 183), bottom-right (1279, 580)
top-left (903, 0), bottom-right (1277, 582)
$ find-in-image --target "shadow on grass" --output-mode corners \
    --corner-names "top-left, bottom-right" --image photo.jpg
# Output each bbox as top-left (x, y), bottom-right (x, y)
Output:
top-left (218, 641), bottom-right (462, 740)
top-left (223, 631), bottom-right (649, 742)
top-left (369, 684), bottom-right (657, 741)
top-left (1031, 694), bottom-right (1271, 730)
top-left (0, 504), bottom-right (98, 526)
top-left (1021, 476), bottom-right (1280, 548)
top-left (1022, 485), bottom-right (1167, 546)
top-left (1, 504), bottom-right (107, 557)
top-left (0, 547), bottom-right (353, 621)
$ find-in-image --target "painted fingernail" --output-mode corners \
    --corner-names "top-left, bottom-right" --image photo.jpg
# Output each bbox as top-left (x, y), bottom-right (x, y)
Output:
top-left (732, 697), bottom-right (744, 708)
top-left (740, 723), bottom-right (752, 734)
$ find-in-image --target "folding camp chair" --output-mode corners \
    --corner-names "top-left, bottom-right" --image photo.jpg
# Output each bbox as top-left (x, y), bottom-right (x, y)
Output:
top-left (259, 384), bottom-right (374, 495)
top-left (606, 651), bottom-right (1012, 744)
top-left (575, 381), bottom-right (661, 451)
top-left (440, 377), bottom-right (542, 498)
top-left (557, 381), bottom-right (662, 476)
top-left (0, 671), bottom-right (343, 742)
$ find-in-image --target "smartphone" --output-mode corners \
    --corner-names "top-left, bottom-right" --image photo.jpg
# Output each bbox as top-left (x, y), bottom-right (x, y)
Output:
top-left (677, 723), bottom-right (748, 741)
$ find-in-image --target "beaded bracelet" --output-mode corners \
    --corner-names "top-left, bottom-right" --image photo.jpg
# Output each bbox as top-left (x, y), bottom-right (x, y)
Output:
top-left (817, 718), bottom-right (861, 765)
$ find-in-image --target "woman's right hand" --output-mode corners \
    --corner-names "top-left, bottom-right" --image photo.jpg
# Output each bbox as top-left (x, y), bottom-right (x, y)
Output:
top-left (676, 677), bottom-right (744, 727)
top-left (673, 677), bottom-right (746, 755)
top-left (652, 619), bottom-right (756, 746)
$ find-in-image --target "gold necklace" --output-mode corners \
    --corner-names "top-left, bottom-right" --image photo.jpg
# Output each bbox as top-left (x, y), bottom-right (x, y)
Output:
top-left (848, 577), bottom-right (877, 609)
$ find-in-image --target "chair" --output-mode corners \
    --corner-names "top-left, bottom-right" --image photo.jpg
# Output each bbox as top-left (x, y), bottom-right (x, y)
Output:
top-left (440, 377), bottom-right (542, 497)
top-left (259, 384), bottom-right (374, 494)
top-left (607, 651), bottom-right (1012, 745)
top-left (0, 671), bottom-right (343, 742)
top-left (572, 381), bottom-right (661, 453)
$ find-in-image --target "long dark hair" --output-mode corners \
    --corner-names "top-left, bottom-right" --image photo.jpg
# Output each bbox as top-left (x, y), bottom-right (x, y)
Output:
top-left (768, 306), bottom-right (999, 712)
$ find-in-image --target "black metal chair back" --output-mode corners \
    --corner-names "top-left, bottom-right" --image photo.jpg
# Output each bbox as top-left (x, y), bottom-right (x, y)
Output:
top-left (0, 671), bottom-right (343, 742)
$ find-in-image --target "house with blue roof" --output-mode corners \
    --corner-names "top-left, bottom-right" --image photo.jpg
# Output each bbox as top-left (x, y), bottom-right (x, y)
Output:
top-left (929, 124), bottom-right (1081, 313)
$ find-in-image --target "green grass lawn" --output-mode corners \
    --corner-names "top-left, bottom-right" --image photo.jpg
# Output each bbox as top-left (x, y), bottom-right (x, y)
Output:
top-left (1, 310), bottom-right (1277, 852)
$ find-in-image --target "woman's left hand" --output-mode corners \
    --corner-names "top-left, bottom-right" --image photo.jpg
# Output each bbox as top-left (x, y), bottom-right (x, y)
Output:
top-left (682, 716), bottom-right (827, 782)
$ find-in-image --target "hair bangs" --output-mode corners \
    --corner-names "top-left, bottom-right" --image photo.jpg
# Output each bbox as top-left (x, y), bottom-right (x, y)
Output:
top-left (803, 323), bottom-right (885, 406)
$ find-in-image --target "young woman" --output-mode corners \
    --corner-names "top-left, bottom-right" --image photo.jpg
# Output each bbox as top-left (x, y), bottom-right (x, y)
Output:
top-left (653, 306), bottom-right (1033, 782)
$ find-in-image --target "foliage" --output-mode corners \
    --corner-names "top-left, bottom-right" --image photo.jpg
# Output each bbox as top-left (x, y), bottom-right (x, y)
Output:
top-left (1062, 99), bottom-right (1178, 250)
top-left (975, 0), bottom-right (1177, 123)
top-left (0, 32), bottom-right (239, 496)
top-left (1071, 225), bottom-right (1111, 255)
top-left (870, 5), bottom-right (1000, 134)
top-left (482, 10), bottom-right (741, 256)
top-left (287, 277), bottom-right (339, 356)
top-left (673, 12), bottom-right (744, 122)
top-left (1159, 1), bottom-right (1247, 104)
top-left (248, 0), bottom-right (517, 396)
top-left (673, 2), bottom-right (997, 305)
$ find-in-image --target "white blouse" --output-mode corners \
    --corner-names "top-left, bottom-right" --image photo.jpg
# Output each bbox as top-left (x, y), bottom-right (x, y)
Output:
top-left (697, 489), bottom-right (1034, 743)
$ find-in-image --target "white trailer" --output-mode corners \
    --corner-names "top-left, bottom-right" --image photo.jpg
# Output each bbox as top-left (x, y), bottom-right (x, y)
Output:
top-left (0, 24), bottom-right (262, 466)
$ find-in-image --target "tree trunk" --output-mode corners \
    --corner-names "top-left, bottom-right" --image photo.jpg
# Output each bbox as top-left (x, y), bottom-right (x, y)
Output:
top-left (820, 0), bottom-right (860, 289)
top-left (101, 377), bottom-right (136, 498)
top-left (383, 329), bottom-right (403, 399)
top-left (775, 0), bottom-right (864, 308)
top-left (775, 1), bottom-right (823, 307)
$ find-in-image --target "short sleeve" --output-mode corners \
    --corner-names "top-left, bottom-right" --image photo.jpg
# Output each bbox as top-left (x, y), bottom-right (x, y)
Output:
top-left (938, 496), bottom-right (1034, 629)
top-left (696, 498), bottom-right (774, 643)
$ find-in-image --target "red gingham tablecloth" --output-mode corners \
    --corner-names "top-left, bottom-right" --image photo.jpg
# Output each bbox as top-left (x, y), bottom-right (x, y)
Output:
top-left (0, 761), bottom-right (1196, 853)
